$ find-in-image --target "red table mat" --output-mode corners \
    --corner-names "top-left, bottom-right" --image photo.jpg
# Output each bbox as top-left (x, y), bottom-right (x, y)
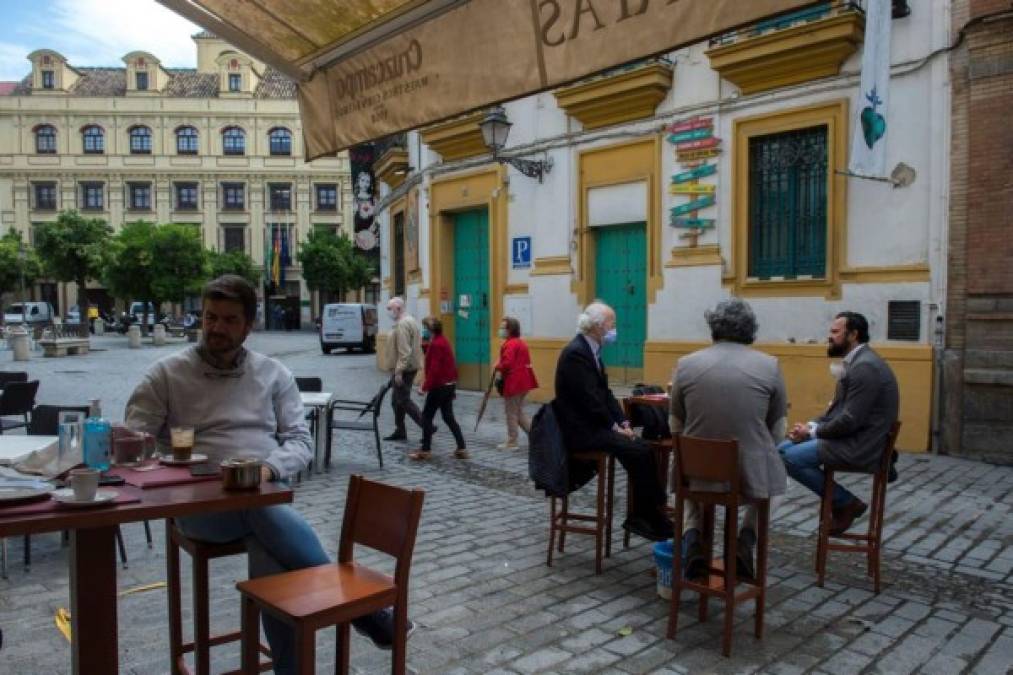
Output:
top-left (0, 487), bottom-right (141, 516)
top-left (108, 464), bottom-right (220, 489)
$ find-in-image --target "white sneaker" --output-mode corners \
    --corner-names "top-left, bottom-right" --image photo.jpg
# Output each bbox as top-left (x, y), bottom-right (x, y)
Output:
top-left (496, 441), bottom-right (520, 450)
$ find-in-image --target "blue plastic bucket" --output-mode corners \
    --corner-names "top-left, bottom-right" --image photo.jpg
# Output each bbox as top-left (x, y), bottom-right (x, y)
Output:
top-left (653, 540), bottom-right (674, 599)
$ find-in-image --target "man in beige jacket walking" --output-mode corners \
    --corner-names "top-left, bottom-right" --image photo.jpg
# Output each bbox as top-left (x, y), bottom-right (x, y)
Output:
top-left (383, 297), bottom-right (427, 441)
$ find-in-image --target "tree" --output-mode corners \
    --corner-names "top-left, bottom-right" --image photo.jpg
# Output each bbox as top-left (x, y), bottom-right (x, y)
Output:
top-left (150, 223), bottom-right (209, 307)
top-left (208, 249), bottom-right (262, 287)
top-left (34, 210), bottom-right (112, 334)
top-left (0, 230), bottom-right (41, 302)
top-left (298, 229), bottom-right (375, 300)
top-left (102, 220), bottom-right (158, 331)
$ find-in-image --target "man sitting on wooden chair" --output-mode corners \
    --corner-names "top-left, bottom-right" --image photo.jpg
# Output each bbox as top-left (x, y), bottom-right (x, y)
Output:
top-left (778, 311), bottom-right (900, 536)
top-left (670, 299), bottom-right (788, 580)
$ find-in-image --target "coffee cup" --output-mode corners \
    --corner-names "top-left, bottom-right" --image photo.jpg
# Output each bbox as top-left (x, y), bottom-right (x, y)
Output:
top-left (68, 468), bottom-right (100, 502)
top-left (170, 426), bottom-right (195, 462)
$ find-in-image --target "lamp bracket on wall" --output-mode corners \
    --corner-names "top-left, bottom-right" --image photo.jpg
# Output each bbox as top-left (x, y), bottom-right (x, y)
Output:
top-left (495, 153), bottom-right (553, 183)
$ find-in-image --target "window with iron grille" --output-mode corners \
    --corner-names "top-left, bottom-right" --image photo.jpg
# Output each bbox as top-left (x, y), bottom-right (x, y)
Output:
top-left (223, 226), bottom-right (245, 253)
top-left (128, 183), bottom-right (151, 210)
top-left (35, 125), bottom-right (57, 153)
top-left (748, 125), bottom-right (828, 279)
top-left (176, 126), bottom-right (198, 154)
top-left (315, 184), bottom-right (337, 211)
top-left (269, 183), bottom-right (292, 211)
top-left (269, 128), bottom-right (292, 156)
top-left (175, 182), bottom-right (199, 210)
top-left (887, 301), bottom-right (921, 341)
top-left (222, 127), bottom-right (245, 155)
top-left (135, 72), bottom-right (148, 91)
top-left (129, 126), bottom-right (151, 154)
top-left (82, 125), bottom-right (104, 154)
top-left (221, 182), bottom-right (245, 210)
top-left (80, 182), bottom-right (104, 210)
top-left (41, 70), bottom-right (54, 89)
top-left (33, 182), bottom-right (57, 210)
top-left (228, 73), bottom-right (241, 92)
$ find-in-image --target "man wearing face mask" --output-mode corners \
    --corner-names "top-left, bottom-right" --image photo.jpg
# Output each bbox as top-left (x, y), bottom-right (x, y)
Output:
top-left (779, 311), bottom-right (899, 536)
top-left (554, 301), bottom-right (670, 542)
top-left (383, 297), bottom-right (427, 441)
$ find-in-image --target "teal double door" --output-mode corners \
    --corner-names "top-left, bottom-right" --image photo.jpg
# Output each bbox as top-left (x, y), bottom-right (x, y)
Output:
top-left (594, 222), bottom-right (647, 384)
top-left (453, 209), bottom-right (490, 390)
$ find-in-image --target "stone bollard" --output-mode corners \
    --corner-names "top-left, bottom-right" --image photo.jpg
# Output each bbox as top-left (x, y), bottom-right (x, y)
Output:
top-left (152, 323), bottom-right (166, 346)
top-left (10, 326), bottom-right (30, 361)
top-left (128, 324), bottom-right (142, 349)
top-left (93, 318), bottom-right (105, 336)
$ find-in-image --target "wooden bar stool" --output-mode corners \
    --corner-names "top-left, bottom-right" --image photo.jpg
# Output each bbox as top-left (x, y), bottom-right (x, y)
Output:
top-left (236, 475), bottom-right (424, 675)
top-left (667, 435), bottom-right (770, 657)
top-left (816, 421), bottom-right (901, 594)
top-left (546, 451), bottom-right (615, 575)
top-left (166, 519), bottom-right (272, 675)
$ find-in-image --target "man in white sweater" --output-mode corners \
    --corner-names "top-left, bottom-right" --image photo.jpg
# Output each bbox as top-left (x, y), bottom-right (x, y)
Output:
top-left (126, 276), bottom-right (411, 675)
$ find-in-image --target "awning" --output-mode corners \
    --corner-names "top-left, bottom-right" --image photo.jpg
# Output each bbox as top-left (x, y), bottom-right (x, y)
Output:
top-left (159, 0), bottom-right (818, 159)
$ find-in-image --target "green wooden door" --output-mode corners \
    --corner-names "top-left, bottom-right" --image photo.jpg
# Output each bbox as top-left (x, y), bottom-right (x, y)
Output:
top-left (453, 209), bottom-right (490, 390)
top-left (594, 223), bottom-right (647, 384)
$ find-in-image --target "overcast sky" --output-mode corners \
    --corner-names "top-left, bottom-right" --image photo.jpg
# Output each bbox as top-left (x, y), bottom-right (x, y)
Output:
top-left (0, 0), bottom-right (201, 81)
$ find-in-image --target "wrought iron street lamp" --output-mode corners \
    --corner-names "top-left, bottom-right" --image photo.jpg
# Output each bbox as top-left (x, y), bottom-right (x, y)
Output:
top-left (480, 106), bottom-right (552, 183)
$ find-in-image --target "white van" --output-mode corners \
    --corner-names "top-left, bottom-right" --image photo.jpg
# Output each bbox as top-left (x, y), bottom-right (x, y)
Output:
top-left (319, 303), bottom-right (377, 354)
top-left (128, 301), bottom-right (159, 327)
top-left (3, 301), bottom-right (54, 326)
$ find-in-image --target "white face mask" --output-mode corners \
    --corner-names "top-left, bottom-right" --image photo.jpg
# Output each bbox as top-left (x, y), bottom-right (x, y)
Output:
top-left (829, 362), bottom-right (845, 380)
top-left (387, 309), bottom-right (399, 321)
top-left (603, 328), bottom-right (618, 344)
top-left (497, 328), bottom-right (508, 339)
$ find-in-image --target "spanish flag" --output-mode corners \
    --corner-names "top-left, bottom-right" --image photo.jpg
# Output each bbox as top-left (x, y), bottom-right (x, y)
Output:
top-left (271, 227), bottom-right (281, 287)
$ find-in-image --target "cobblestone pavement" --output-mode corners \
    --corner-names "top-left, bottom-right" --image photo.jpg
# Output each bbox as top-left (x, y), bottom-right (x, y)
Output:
top-left (1, 332), bottom-right (1011, 674)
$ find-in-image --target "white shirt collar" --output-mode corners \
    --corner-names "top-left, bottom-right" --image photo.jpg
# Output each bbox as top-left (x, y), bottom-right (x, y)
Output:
top-left (843, 342), bottom-right (866, 364)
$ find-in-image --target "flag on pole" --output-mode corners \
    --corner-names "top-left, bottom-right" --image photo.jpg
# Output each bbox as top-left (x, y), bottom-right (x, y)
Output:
top-left (264, 228), bottom-right (273, 291)
top-left (279, 225), bottom-right (289, 285)
top-left (849, 0), bottom-right (892, 177)
top-left (271, 227), bottom-right (281, 287)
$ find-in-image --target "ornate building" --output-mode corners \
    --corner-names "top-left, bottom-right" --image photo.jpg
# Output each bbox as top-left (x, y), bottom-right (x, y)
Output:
top-left (0, 31), bottom-right (353, 328)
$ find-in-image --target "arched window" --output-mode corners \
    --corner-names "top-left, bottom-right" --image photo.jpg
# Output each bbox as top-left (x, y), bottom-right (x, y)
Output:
top-left (35, 125), bottom-right (57, 154)
top-left (175, 126), bottom-right (198, 155)
top-left (222, 126), bottom-right (245, 156)
top-left (82, 125), bottom-right (104, 154)
top-left (268, 127), bottom-right (292, 156)
top-left (128, 125), bottom-right (151, 154)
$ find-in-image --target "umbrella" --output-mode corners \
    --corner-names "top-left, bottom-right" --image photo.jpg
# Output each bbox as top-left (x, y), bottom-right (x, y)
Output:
top-left (473, 369), bottom-right (499, 432)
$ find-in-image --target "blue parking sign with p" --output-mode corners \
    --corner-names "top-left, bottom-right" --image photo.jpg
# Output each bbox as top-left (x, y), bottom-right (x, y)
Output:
top-left (512, 237), bottom-right (531, 269)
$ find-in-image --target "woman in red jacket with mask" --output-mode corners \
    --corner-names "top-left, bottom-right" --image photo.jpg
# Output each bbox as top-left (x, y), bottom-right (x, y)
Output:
top-left (409, 316), bottom-right (467, 460)
top-left (494, 316), bottom-right (539, 450)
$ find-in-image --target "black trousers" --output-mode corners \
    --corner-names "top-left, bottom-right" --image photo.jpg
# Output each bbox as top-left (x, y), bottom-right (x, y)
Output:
top-left (573, 430), bottom-right (665, 520)
top-left (421, 384), bottom-right (466, 451)
top-left (390, 370), bottom-right (425, 433)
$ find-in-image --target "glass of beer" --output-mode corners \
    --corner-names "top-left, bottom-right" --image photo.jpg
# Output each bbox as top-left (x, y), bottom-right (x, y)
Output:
top-left (169, 426), bottom-right (195, 462)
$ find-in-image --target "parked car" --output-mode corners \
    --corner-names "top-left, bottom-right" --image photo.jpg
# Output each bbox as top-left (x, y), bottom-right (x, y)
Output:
top-left (128, 301), bottom-right (161, 328)
top-left (319, 303), bottom-right (377, 354)
top-left (3, 301), bottom-right (54, 326)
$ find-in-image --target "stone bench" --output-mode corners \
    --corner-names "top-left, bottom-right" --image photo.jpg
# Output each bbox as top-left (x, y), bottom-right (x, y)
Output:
top-left (39, 338), bottom-right (90, 357)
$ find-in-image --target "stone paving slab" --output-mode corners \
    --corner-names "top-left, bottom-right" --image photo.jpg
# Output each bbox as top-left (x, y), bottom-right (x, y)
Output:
top-left (1, 333), bottom-right (1011, 673)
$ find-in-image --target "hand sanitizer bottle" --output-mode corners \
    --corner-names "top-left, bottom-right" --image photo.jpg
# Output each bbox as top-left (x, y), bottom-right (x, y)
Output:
top-left (83, 398), bottom-right (112, 471)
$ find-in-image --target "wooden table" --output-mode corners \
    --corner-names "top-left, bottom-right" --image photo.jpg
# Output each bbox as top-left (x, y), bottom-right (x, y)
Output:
top-left (300, 392), bottom-right (333, 473)
top-left (0, 435), bottom-right (59, 465)
top-left (0, 479), bottom-right (293, 674)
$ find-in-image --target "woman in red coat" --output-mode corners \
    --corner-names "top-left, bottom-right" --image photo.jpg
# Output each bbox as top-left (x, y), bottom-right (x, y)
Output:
top-left (409, 317), bottom-right (467, 460)
top-left (494, 316), bottom-right (539, 450)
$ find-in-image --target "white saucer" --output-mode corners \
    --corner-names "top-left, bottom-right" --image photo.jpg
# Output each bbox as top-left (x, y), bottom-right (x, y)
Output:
top-left (159, 453), bottom-right (208, 466)
top-left (51, 488), bottom-right (118, 507)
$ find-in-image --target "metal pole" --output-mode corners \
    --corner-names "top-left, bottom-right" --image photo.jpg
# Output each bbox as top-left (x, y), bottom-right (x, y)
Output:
top-left (18, 242), bottom-right (26, 325)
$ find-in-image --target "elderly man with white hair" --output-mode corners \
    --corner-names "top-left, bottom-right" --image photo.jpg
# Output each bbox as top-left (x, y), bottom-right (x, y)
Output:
top-left (554, 300), bottom-right (670, 542)
top-left (383, 296), bottom-right (428, 441)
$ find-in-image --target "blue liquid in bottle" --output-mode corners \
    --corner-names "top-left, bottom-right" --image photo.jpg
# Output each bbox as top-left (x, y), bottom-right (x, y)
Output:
top-left (83, 398), bottom-right (111, 471)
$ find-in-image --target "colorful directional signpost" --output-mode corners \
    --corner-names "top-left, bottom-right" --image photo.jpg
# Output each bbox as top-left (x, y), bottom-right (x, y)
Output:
top-left (666, 116), bottom-right (721, 244)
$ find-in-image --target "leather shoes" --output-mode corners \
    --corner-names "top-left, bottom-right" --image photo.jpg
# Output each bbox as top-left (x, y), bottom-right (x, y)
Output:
top-left (735, 529), bottom-right (756, 581)
top-left (622, 515), bottom-right (670, 542)
top-left (830, 498), bottom-right (868, 536)
top-left (383, 432), bottom-right (407, 441)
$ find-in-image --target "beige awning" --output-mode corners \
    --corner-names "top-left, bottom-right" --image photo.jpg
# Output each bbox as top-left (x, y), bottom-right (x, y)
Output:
top-left (159, 0), bottom-right (818, 159)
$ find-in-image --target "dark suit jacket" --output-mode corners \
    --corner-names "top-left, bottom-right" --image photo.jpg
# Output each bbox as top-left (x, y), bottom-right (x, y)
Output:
top-left (554, 335), bottom-right (625, 451)
top-left (816, 345), bottom-right (899, 471)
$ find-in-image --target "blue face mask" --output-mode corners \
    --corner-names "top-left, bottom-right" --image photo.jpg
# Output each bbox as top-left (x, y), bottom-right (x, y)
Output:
top-left (603, 328), bottom-right (618, 344)
top-left (421, 329), bottom-right (431, 340)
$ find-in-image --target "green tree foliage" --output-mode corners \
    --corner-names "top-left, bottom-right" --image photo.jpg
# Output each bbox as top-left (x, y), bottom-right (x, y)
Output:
top-left (104, 220), bottom-right (157, 307)
top-left (298, 229), bottom-right (375, 299)
top-left (150, 223), bottom-right (209, 304)
top-left (208, 249), bottom-right (262, 287)
top-left (0, 230), bottom-right (41, 300)
top-left (34, 210), bottom-right (112, 327)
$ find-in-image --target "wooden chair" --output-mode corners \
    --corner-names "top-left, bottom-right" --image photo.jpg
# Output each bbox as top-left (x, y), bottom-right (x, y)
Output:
top-left (546, 451), bottom-right (616, 575)
top-left (166, 520), bottom-right (272, 675)
top-left (667, 435), bottom-right (770, 657)
top-left (621, 397), bottom-right (673, 549)
top-left (324, 383), bottom-right (390, 468)
top-left (0, 380), bottom-right (39, 434)
top-left (236, 475), bottom-right (424, 674)
top-left (816, 421), bottom-right (902, 594)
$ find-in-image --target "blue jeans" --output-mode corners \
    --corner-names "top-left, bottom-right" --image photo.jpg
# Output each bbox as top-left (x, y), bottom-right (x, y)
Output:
top-left (777, 439), bottom-right (856, 508)
top-left (176, 504), bottom-right (329, 675)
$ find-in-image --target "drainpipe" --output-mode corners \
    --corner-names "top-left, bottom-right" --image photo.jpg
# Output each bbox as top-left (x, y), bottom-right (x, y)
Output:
top-left (930, 313), bottom-right (945, 454)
